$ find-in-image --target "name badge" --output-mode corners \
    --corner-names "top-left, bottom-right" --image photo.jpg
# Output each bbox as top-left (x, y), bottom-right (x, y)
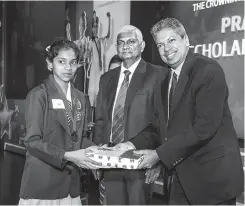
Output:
top-left (52, 99), bottom-right (65, 109)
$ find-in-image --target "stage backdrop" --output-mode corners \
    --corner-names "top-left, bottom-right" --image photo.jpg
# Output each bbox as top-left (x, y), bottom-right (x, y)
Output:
top-left (131, 0), bottom-right (244, 139)
top-left (93, 1), bottom-right (131, 71)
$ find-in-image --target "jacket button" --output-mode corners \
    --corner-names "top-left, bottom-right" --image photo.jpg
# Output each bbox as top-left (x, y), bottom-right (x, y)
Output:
top-left (68, 171), bottom-right (72, 175)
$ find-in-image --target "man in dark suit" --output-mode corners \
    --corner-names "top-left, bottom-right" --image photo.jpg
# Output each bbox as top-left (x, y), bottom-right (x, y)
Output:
top-left (134, 17), bottom-right (244, 205)
top-left (92, 25), bottom-right (163, 205)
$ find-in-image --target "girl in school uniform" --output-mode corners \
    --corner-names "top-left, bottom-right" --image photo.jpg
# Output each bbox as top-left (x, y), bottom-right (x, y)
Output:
top-left (19, 39), bottom-right (99, 205)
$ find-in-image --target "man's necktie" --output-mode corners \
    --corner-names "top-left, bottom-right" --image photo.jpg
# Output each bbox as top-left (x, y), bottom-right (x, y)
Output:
top-left (169, 72), bottom-right (177, 119)
top-left (111, 70), bottom-right (131, 144)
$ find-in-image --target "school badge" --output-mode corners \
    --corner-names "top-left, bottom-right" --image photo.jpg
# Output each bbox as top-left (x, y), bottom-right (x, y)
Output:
top-left (76, 99), bottom-right (82, 110)
top-left (77, 111), bottom-right (82, 121)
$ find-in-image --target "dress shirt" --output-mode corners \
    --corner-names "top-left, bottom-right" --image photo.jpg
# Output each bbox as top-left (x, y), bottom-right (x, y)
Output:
top-left (109, 58), bottom-right (141, 142)
top-left (66, 82), bottom-right (71, 103)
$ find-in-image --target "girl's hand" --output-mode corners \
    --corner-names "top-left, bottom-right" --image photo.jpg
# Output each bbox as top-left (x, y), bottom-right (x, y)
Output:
top-left (64, 149), bottom-right (101, 169)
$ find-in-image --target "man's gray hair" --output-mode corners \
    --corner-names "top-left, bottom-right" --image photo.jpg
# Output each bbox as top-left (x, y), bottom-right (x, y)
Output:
top-left (150, 17), bottom-right (187, 38)
top-left (117, 25), bottom-right (143, 42)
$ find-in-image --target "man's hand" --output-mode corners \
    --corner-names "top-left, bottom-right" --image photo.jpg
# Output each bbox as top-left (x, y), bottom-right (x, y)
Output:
top-left (113, 141), bottom-right (136, 150)
top-left (92, 169), bottom-right (102, 180)
top-left (64, 149), bottom-right (100, 170)
top-left (145, 164), bottom-right (162, 184)
top-left (134, 150), bottom-right (160, 169)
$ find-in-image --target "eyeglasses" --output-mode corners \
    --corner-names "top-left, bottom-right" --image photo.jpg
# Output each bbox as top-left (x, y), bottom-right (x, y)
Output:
top-left (117, 39), bottom-right (140, 47)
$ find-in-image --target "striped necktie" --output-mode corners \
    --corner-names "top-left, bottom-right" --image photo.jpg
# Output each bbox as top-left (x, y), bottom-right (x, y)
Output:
top-left (111, 70), bottom-right (131, 144)
top-left (66, 100), bottom-right (73, 126)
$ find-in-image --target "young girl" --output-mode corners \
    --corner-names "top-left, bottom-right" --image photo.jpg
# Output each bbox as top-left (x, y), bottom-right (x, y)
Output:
top-left (19, 39), bottom-right (98, 205)
top-left (91, 54), bottom-right (122, 205)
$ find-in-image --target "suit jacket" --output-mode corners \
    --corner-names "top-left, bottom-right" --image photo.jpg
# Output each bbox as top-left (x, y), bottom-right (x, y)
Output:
top-left (93, 59), bottom-right (163, 180)
top-left (19, 75), bottom-right (94, 199)
top-left (134, 51), bottom-right (244, 204)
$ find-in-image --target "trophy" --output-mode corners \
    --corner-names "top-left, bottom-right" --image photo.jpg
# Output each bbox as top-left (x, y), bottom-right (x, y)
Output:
top-left (66, 11), bottom-right (93, 94)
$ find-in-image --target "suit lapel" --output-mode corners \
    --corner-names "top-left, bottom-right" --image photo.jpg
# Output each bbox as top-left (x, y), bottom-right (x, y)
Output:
top-left (169, 51), bottom-right (195, 121)
top-left (124, 59), bottom-right (146, 111)
top-left (71, 84), bottom-right (83, 133)
top-left (161, 70), bottom-right (171, 121)
top-left (156, 68), bottom-right (170, 134)
top-left (122, 60), bottom-right (146, 138)
top-left (56, 104), bottom-right (71, 135)
top-left (107, 68), bottom-right (120, 116)
top-left (46, 76), bottom-right (71, 135)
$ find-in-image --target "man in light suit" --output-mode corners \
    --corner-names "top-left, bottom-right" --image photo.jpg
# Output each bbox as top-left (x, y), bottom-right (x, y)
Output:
top-left (134, 17), bottom-right (244, 205)
top-left (92, 25), bottom-right (163, 205)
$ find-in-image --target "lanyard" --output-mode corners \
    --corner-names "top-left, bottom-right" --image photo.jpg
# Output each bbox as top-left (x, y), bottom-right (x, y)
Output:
top-left (52, 79), bottom-right (78, 142)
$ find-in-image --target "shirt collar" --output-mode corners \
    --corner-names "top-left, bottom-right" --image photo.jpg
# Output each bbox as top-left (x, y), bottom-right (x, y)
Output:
top-left (120, 57), bottom-right (141, 76)
top-left (66, 82), bottom-right (71, 102)
top-left (171, 61), bottom-right (184, 77)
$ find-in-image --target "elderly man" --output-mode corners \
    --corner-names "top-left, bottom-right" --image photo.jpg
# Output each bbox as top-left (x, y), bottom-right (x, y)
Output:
top-left (134, 17), bottom-right (244, 205)
top-left (92, 25), bottom-right (163, 205)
